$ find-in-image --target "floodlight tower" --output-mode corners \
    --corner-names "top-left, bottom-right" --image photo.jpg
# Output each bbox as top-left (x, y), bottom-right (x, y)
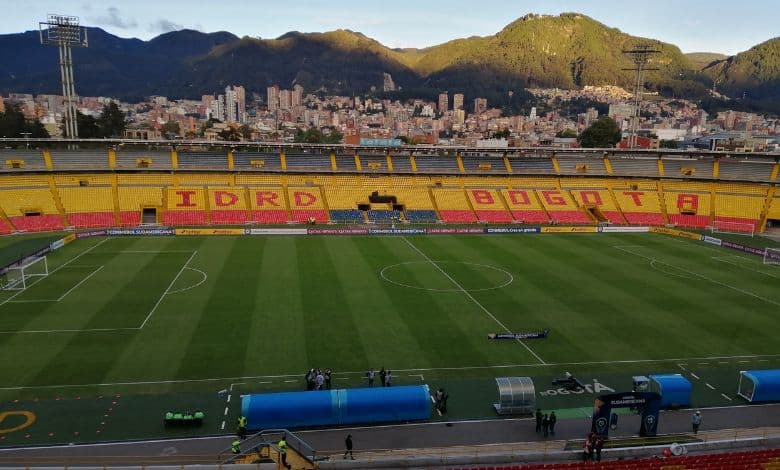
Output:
top-left (622, 43), bottom-right (660, 148)
top-left (39, 14), bottom-right (88, 139)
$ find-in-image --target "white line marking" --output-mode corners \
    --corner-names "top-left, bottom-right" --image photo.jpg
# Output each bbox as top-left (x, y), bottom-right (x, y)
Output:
top-left (739, 360), bottom-right (750, 363)
top-left (283, 379), bottom-right (298, 383)
top-left (380, 261), bottom-right (514, 292)
top-left (408, 374), bottom-right (425, 381)
top-left (706, 383), bottom-right (716, 390)
top-left (96, 250), bottom-right (194, 254)
top-left (7, 299), bottom-right (58, 303)
top-left (224, 407), bottom-right (229, 416)
top-left (3, 353), bottom-right (780, 390)
top-left (221, 421), bottom-right (225, 430)
top-left (677, 363), bottom-right (687, 371)
top-left (401, 236), bottom-right (546, 365)
top-left (226, 394), bottom-right (231, 403)
top-left (691, 373), bottom-right (700, 380)
top-left (229, 382), bottom-right (245, 392)
top-left (138, 251), bottom-right (198, 329)
top-left (56, 265), bottom-right (104, 301)
top-left (721, 393), bottom-right (733, 401)
top-left (167, 267), bottom-right (208, 295)
top-left (614, 246), bottom-right (780, 308)
top-left (712, 256), bottom-right (780, 279)
top-left (0, 238), bottom-right (110, 308)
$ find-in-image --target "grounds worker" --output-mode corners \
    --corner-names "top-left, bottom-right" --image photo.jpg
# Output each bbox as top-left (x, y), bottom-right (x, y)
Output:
top-left (692, 410), bottom-right (702, 434)
top-left (237, 415), bottom-right (248, 439)
top-left (278, 436), bottom-right (291, 469)
top-left (231, 439), bottom-right (241, 455)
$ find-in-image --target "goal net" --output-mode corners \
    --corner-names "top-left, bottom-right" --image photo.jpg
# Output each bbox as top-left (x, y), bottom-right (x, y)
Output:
top-left (764, 248), bottom-right (780, 266)
top-left (711, 220), bottom-right (756, 237)
top-left (0, 256), bottom-right (49, 291)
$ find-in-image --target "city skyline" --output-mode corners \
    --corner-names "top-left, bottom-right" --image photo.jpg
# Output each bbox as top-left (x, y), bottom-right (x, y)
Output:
top-left (1, 0), bottom-right (777, 56)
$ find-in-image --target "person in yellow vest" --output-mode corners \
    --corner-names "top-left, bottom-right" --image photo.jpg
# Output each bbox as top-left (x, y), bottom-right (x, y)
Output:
top-left (231, 439), bottom-right (241, 455)
top-left (237, 416), bottom-right (247, 439)
top-left (278, 436), bottom-right (291, 469)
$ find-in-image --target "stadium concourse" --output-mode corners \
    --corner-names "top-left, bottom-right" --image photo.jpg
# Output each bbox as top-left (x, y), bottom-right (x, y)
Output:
top-left (0, 141), bottom-right (777, 233)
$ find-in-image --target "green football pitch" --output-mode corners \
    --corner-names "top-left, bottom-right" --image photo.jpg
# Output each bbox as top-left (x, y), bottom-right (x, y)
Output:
top-left (0, 232), bottom-right (778, 445)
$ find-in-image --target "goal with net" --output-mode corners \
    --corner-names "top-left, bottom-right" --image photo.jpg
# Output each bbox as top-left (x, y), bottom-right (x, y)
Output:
top-left (711, 220), bottom-right (756, 237)
top-left (0, 256), bottom-right (49, 291)
top-left (764, 248), bottom-right (780, 265)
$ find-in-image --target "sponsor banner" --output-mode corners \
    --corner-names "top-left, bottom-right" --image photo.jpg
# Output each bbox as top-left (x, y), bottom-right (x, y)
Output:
top-left (175, 228), bottom-right (245, 236)
top-left (486, 227), bottom-right (541, 234)
top-left (721, 240), bottom-right (766, 257)
top-left (49, 239), bottom-right (65, 251)
top-left (598, 226), bottom-right (650, 233)
top-left (76, 230), bottom-right (107, 239)
top-left (649, 226), bottom-right (702, 240)
top-left (62, 234), bottom-right (77, 245)
top-left (359, 138), bottom-right (402, 147)
top-left (541, 226), bottom-right (598, 233)
top-left (369, 229), bottom-right (426, 235)
top-left (2, 245), bottom-right (52, 274)
top-left (308, 228), bottom-right (369, 235)
top-left (428, 228), bottom-right (486, 234)
top-left (107, 228), bottom-right (175, 236)
top-left (702, 235), bottom-right (723, 246)
top-left (248, 228), bottom-right (308, 236)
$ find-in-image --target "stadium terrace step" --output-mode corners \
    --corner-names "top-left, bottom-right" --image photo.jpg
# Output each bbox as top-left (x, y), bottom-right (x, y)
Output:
top-left (292, 209), bottom-right (328, 223)
top-left (475, 210), bottom-right (513, 223)
top-left (367, 210), bottom-right (400, 222)
top-left (252, 210), bottom-right (290, 224)
top-left (601, 211), bottom-right (628, 225)
top-left (163, 210), bottom-right (207, 226)
top-left (548, 210), bottom-right (592, 224)
top-left (9, 214), bottom-right (64, 232)
top-left (439, 210), bottom-right (478, 223)
top-left (623, 212), bottom-right (665, 225)
top-left (67, 212), bottom-right (115, 228)
top-left (404, 210), bottom-right (438, 222)
top-left (330, 209), bottom-right (364, 222)
top-left (669, 214), bottom-right (710, 228)
top-left (119, 211), bottom-right (142, 226)
top-left (510, 210), bottom-right (550, 224)
top-left (211, 210), bottom-right (248, 225)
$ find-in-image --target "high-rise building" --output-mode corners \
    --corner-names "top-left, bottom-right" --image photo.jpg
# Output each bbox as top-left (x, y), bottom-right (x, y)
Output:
top-left (279, 89), bottom-right (292, 110)
top-left (473, 97), bottom-right (487, 114)
top-left (234, 85), bottom-right (246, 119)
top-left (267, 85), bottom-right (280, 112)
top-left (292, 84), bottom-right (304, 107)
top-left (225, 86), bottom-right (238, 123)
top-left (453, 93), bottom-right (464, 111)
top-left (438, 92), bottom-right (449, 113)
top-left (209, 95), bottom-right (225, 121)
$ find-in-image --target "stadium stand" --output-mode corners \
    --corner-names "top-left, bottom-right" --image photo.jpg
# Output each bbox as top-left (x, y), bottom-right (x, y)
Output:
top-left (285, 153), bottom-right (332, 172)
top-left (432, 188), bottom-right (477, 222)
top-left (415, 154), bottom-right (461, 173)
top-left (50, 149), bottom-right (109, 169)
top-left (556, 153), bottom-right (607, 175)
top-left (662, 157), bottom-right (714, 178)
top-left (117, 174), bottom-right (169, 226)
top-left (611, 180), bottom-right (665, 225)
top-left (718, 157), bottom-right (776, 181)
top-left (163, 187), bottom-right (207, 225)
top-left (449, 448), bottom-right (780, 469)
top-left (248, 186), bottom-right (289, 224)
top-left (712, 183), bottom-right (767, 232)
top-left (461, 154), bottom-right (508, 174)
top-left (334, 155), bottom-right (358, 172)
top-left (177, 151), bottom-right (228, 169)
top-left (507, 157), bottom-right (555, 174)
top-left (466, 188), bottom-right (513, 222)
top-left (608, 155), bottom-right (659, 177)
top-left (115, 150), bottom-right (172, 169)
top-left (233, 151), bottom-right (282, 171)
top-left (0, 149), bottom-right (48, 170)
top-left (288, 186), bottom-right (328, 223)
top-left (58, 185), bottom-right (115, 228)
top-left (537, 188), bottom-right (593, 224)
top-left (561, 180), bottom-right (626, 224)
top-left (209, 187), bottom-right (248, 224)
top-left (360, 154), bottom-right (388, 172)
top-left (367, 209), bottom-right (401, 222)
top-left (390, 155), bottom-right (413, 172)
top-left (664, 181), bottom-right (712, 228)
top-left (0, 218), bottom-right (12, 234)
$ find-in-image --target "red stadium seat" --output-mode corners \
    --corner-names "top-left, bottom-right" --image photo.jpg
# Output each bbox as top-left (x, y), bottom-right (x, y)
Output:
top-left (211, 210), bottom-right (248, 225)
top-left (475, 210), bottom-right (513, 223)
top-left (163, 210), bottom-right (207, 225)
top-left (439, 210), bottom-right (478, 223)
top-left (67, 212), bottom-right (115, 228)
top-left (548, 210), bottom-right (592, 224)
top-left (252, 210), bottom-right (290, 224)
top-left (119, 211), bottom-right (141, 226)
top-left (291, 210), bottom-right (328, 223)
top-left (623, 212), bottom-right (665, 225)
top-left (10, 215), bottom-right (64, 232)
top-left (511, 210), bottom-right (550, 223)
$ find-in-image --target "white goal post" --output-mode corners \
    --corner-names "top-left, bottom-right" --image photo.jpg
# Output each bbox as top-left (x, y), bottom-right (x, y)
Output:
top-left (711, 220), bottom-right (756, 237)
top-left (764, 248), bottom-right (780, 266)
top-left (0, 256), bottom-right (49, 291)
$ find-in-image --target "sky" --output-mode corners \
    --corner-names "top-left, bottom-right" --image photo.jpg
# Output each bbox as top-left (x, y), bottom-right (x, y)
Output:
top-left (2, 0), bottom-right (777, 55)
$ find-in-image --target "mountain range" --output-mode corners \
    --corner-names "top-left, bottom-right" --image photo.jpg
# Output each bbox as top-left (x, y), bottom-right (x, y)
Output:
top-left (0, 13), bottom-right (778, 113)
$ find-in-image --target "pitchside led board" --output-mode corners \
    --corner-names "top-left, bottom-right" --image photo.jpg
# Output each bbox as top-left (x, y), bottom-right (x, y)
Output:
top-left (591, 392), bottom-right (662, 438)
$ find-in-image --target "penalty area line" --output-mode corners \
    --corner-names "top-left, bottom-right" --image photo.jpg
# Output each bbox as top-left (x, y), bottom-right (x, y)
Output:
top-left (138, 251), bottom-right (198, 329)
top-left (400, 236), bottom-right (546, 365)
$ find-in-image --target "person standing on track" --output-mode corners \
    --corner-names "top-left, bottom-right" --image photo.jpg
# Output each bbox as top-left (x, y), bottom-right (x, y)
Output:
top-left (367, 369), bottom-right (375, 387)
top-left (692, 410), bottom-right (702, 434)
top-left (278, 436), bottom-right (291, 469)
top-left (549, 411), bottom-right (557, 436)
top-left (343, 434), bottom-right (354, 460)
top-left (535, 409), bottom-right (543, 433)
top-left (236, 415), bottom-right (247, 439)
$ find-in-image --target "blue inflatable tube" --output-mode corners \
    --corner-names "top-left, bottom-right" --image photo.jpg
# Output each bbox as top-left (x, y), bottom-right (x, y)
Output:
top-left (241, 385), bottom-right (430, 430)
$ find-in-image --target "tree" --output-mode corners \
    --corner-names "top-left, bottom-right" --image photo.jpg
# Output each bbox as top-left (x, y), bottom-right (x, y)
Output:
top-left (555, 128), bottom-right (578, 138)
top-left (294, 127), bottom-right (342, 144)
top-left (578, 117), bottom-right (622, 148)
top-left (218, 126), bottom-right (242, 142)
top-left (96, 102), bottom-right (126, 137)
top-left (161, 121), bottom-right (180, 139)
top-left (238, 124), bottom-right (253, 140)
top-left (0, 105), bottom-right (49, 138)
top-left (74, 111), bottom-right (101, 138)
top-left (491, 129), bottom-right (510, 139)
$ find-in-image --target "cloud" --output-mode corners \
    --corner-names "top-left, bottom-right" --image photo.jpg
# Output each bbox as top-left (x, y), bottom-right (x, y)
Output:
top-left (147, 19), bottom-right (184, 34)
top-left (90, 7), bottom-right (137, 29)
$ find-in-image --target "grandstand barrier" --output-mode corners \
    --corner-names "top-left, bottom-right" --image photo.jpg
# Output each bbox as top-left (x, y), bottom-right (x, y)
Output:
top-left (241, 385), bottom-right (431, 430)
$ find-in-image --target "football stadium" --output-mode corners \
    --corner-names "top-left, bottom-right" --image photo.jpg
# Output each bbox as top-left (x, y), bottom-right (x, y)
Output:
top-left (0, 141), bottom-right (779, 468)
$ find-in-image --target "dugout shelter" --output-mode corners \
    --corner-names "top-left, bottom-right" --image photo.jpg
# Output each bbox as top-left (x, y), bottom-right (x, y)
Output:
top-left (649, 374), bottom-right (692, 408)
top-left (738, 369), bottom-right (780, 403)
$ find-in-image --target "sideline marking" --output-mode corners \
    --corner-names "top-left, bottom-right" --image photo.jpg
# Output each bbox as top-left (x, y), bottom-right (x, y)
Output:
top-left (721, 393), bottom-right (733, 401)
top-left (1, 353), bottom-right (779, 391)
top-left (138, 251), bottom-right (198, 329)
top-left (401, 236), bottom-right (546, 365)
top-left (56, 265), bottom-right (104, 302)
top-left (614, 246), bottom-right (780, 308)
top-left (712, 256), bottom-right (780, 279)
top-left (691, 373), bottom-right (700, 380)
top-left (0, 238), bottom-right (110, 308)
top-left (705, 383), bottom-right (716, 390)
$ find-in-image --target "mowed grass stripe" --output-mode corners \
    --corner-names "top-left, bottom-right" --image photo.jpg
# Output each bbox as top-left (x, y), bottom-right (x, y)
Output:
top-left (243, 237), bottom-right (309, 376)
top-left (21, 249), bottom-right (192, 386)
top-left (175, 238), bottom-right (265, 380)
top-left (295, 237), bottom-right (369, 372)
